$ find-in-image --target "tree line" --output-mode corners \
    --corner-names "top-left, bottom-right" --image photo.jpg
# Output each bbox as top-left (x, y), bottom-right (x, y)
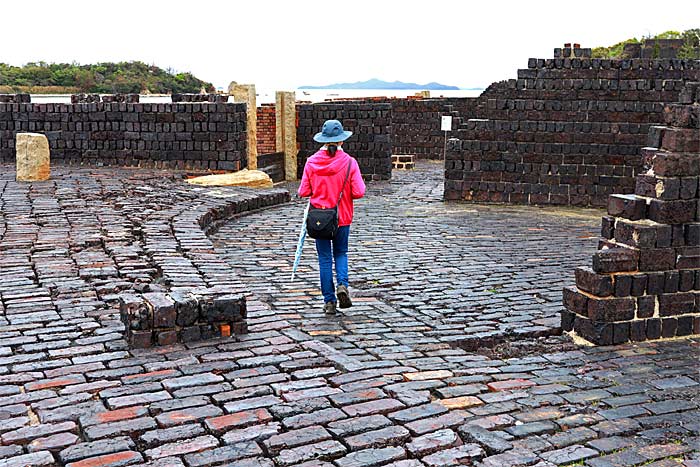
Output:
top-left (0, 61), bottom-right (215, 94)
top-left (592, 29), bottom-right (700, 59)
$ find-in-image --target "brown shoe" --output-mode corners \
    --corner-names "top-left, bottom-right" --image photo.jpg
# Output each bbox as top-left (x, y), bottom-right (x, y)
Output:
top-left (336, 285), bottom-right (352, 309)
top-left (324, 301), bottom-right (337, 315)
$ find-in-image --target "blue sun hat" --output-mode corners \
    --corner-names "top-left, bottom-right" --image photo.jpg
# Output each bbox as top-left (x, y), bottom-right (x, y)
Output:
top-left (313, 119), bottom-right (353, 143)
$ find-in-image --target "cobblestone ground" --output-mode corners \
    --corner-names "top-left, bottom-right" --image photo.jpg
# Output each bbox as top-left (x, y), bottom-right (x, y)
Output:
top-left (0, 162), bottom-right (698, 467)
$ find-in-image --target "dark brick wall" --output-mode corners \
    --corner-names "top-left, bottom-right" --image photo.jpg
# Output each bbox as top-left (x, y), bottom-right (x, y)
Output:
top-left (0, 102), bottom-right (248, 171)
top-left (296, 101), bottom-right (392, 181)
top-left (391, 98), bottom-right (478, 160)
top-left (445, 58), bottom-right (700, 207)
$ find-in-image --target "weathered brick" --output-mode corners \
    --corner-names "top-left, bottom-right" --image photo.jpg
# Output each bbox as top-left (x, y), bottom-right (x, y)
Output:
top-left (204, 408), bottom-right (273, 434)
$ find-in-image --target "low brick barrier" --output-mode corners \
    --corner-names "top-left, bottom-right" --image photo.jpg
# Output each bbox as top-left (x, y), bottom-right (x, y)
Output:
top-left (0, 100), bottom-right (248, 170)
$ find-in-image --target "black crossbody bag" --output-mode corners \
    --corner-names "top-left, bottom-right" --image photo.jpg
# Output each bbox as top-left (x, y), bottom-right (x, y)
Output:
top-left (306, 162), bottom-right (352, 240)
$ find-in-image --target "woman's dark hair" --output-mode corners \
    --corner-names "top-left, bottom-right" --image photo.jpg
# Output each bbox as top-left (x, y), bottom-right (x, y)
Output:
top-left (327, 144), bottom-right (338, 156)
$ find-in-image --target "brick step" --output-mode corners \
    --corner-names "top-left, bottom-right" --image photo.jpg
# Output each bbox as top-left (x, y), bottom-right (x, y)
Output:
top-left (608, 193), bottom-right (699, 224)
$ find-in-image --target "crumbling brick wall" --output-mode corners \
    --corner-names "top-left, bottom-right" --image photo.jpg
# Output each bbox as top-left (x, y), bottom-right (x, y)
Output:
top-left (562, 82), bottom-right (700, 344)
top-left (0, 100), bottom-right (248, 171)
top-left (445, 55), bottom-right (700, 207)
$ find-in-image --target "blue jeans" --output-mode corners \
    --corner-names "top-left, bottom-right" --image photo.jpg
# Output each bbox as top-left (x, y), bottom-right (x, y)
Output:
top-left (315, 226), bottom-right (350, 303)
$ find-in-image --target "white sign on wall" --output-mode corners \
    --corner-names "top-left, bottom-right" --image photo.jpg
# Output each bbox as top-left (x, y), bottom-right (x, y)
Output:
top-left (441, 116), bottom-right (452, 132)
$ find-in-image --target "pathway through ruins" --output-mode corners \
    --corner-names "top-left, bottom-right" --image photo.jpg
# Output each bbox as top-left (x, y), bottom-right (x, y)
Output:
top-left (0, 161), bottom-right (697, 467)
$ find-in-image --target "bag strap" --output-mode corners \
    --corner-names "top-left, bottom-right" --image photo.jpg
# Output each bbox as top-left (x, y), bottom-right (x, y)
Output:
top-left (335, 161), bottom-right (352, 208)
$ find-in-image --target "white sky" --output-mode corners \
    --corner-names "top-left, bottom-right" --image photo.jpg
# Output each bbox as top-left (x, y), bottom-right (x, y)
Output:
top-left (1, 0), bottom-right (696, 90)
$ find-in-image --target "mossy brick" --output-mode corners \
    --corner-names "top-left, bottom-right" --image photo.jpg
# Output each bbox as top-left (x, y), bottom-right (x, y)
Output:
top-left (575, 267), bottom-right (613, 296)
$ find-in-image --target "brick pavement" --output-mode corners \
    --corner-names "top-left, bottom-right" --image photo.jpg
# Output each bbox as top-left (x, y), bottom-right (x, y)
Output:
top-left (0, 161), bottom-right (698, 466)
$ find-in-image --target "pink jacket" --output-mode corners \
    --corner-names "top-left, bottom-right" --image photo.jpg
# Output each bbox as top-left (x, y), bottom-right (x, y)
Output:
top-left (298, 148), bottom-right (366, 226)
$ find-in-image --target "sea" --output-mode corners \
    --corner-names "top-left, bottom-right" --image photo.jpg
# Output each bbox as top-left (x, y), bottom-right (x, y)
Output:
top-left (30, 89), bottom-right (483, 105)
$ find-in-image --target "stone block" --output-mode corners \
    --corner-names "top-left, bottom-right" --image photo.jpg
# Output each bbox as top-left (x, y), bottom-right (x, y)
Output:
top-left (638, 248), bottom-right (675, 271)
top-left (16, 133), bottom-right (50, 181)
top-left (592, 248), bottom-right (638, 273)
top-left (658, 293), bottom-right (695, 316)
top-left (648, 199), bottom-right (697, 224)
top-left (613, 221), bottom-right (657, 248)
top-left (587, 297), bottom-right (635, 322)
top-left (651, 151), bottom-right (700, 177)
top-left (119, 293), bottom-right (150, 330)
top-left (171, 291), bottom-right (198, 327)
top-left (629, 321), bottom-right (647, 342)
top-left (143, 293), bottom-right (176, 328)
top-left (607, 194), bottom-right (646, 220)
top-left (647, 318), bottom-right (662, 339)
top-left (637, 296), bottom-right (656, 319)
top-left (575, 267), bottom-right (613, 296)
top-left (661, 318), bottom-right (678, 337)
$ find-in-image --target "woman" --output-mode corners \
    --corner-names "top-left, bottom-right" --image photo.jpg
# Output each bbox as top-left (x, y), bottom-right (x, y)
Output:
top-left (298, 120), bottom-right (366, 315)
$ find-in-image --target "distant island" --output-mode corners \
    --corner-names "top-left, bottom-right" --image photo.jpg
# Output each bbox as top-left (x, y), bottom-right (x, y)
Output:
top-left (299, 78), bottom-right (460, 90)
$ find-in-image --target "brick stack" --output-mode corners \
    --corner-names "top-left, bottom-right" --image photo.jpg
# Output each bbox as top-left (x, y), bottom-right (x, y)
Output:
top-left (445, 55), bottom-right (700, 207)
top-left (120, 291), bottom-right (246, 348)
top-left (0, 101), bottom-right (248, 170)
top-left (0, 94), bottom-right (30, 103)
top-left (257, 103), bottom-right (276, 154)
top-left (562, 82), bottom-right (700, 345)
top-left (296, 101), bottom-right (392, 180)
top-left (171, 93), bottom-right (229, 103)
top-left (71, 94), bottom-right (140, 103)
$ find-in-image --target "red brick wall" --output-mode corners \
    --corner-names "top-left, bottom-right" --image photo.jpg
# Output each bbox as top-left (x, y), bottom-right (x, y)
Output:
top-left (257, 104), bottom-right (276, 154)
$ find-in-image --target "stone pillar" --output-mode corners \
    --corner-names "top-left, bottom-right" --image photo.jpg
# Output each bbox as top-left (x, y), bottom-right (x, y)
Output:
top-left (229, 83), bottom-right (257, 170)
top-left (276, 91), bottom-right (298, 181)
top-left (16, 133), bottom-right (50, 181)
